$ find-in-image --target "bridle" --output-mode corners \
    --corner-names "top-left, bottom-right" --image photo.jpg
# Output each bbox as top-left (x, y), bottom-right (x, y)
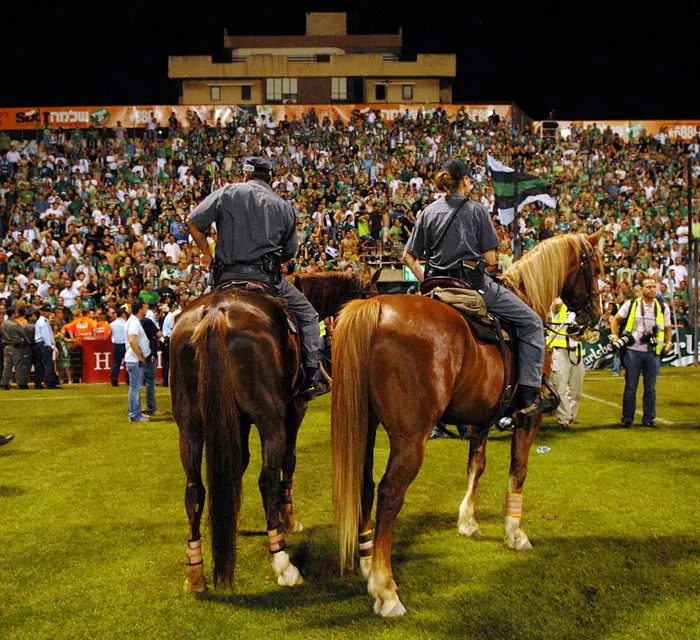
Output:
top-left (560, 238), bottom-right (600, 322)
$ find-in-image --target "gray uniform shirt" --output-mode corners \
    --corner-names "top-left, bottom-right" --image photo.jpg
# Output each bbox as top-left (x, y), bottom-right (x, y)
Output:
top-left (188, 179), bottom-right (298, 265)
top-left (1, 319), bottom-right (25, 346)
top-left (22, 322), bottom-right (36, 344)
top-left (404, 195), bottom-right (500, 270)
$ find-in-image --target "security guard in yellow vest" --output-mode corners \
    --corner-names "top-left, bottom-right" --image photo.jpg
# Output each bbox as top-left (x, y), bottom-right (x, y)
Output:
top-left (610, 278), bottom-right (672, 428)
top-left (547, 298), bottom-right (585, 429)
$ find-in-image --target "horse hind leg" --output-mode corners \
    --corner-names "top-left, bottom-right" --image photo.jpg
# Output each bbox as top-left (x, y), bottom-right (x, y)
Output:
top-left (257, 420), bottom-right (303, 587)
top-left (279, 400), bottom-right (307, 533)
top-left (504, 417), bottom-right (539, 551)
top-left (359, 414), bottom-right (378, 580)
top-left (369, 430), bottom-right (428, 617)
top-left (179, 430), bottom-right (207, 593)
top-left (458, 427), bottom-right (488, 538)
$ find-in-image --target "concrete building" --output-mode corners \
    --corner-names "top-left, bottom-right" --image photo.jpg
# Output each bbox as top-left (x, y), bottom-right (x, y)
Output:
top-left (168, 12), bottom-right (456, 105)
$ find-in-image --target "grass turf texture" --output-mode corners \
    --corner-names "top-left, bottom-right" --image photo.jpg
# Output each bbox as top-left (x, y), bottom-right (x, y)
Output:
top-left (1, 369), bottom-right (699, 640)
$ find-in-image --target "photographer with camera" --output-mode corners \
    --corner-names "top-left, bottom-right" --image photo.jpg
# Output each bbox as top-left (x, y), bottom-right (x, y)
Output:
top-left (547, 298), bottom-right (586, 430)
top-left (125, 300), bottom-right (158, 423)
top-left (610, 279), bottom-right (672, 428)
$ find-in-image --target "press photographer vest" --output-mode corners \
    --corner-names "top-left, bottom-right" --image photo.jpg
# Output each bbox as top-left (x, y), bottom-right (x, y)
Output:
top-left (625, 297), bottom-right (664, 355)
top-left (547, 303), bottom-right (569, 349)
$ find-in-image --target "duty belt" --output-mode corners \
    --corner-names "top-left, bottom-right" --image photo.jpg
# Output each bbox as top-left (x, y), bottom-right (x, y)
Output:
top-left (222, 263), bottom-right (265, 275)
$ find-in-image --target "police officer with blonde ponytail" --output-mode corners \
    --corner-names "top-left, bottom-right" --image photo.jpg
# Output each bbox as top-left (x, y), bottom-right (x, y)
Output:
top-left (610, 278), bottom-right (672, 428)
top-left (402, 158), bottom-right (553, 417)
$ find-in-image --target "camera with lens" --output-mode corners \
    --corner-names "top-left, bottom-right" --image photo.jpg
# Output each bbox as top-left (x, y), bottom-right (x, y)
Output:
top-left (566, 323), bottom-right (584, 338)
top-left (639, 325), bottom-right (661, 349)
top-left (612, 332), bottom-right (635, 350)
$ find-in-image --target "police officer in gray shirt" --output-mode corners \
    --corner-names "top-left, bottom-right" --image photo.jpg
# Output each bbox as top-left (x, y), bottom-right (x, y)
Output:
top-left (403, 158), bottom-right (553, 417)
top-left (186, 157), bottom-right (324, 398)
top-left (18, 307), bottom-right (37, 389)
top-left (1, 307), bottom-right (27, 389)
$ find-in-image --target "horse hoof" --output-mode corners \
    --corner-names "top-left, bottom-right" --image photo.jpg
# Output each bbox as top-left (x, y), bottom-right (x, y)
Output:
top-left (183, 577), bottom-right (208, 594)
top-left (285, 519), bottom-right (304, 533)
top-left (458, 523), bottom-right (482, 538)
top-left (378, 597), bottom-right (406, 618)
top-left (505, 532), bottom-right (532, 551)
top-left (277, 563), bottom-right (304, 587)
top-left (515, 538), bottom-right (533, 551)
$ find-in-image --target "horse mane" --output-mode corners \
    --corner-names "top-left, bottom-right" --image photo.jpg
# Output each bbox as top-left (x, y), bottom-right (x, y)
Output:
top-left (293, 271), bottom-right (364, 319)
top-left (500, 234), bottom-right (592, 318)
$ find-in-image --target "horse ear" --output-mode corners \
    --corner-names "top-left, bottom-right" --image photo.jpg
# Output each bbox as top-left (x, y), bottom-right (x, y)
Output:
top-left (587, 226), bottom-right (604, 245)
top-left (369, 267), bottom-right (383, 287)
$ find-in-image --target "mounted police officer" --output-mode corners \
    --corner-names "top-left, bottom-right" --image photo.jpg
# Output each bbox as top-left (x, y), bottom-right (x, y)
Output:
top-left (186, 156), bottom-right (324, 399)
top-left (402, 158), bottom-right (554, 417)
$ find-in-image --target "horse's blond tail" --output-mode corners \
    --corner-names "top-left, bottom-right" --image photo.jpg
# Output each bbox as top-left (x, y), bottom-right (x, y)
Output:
top-left (331, 297), bottom-right (382, 572)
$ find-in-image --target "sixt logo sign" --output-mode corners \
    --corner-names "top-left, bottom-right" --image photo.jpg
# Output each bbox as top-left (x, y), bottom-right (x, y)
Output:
top-left (90, 108), bottom-right (111, 127)
top-left (15, 109), bottom-right (40, 124)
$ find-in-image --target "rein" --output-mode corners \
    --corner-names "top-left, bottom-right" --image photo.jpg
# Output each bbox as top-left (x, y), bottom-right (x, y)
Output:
top-left (559, 238), bottom-right (599, 322)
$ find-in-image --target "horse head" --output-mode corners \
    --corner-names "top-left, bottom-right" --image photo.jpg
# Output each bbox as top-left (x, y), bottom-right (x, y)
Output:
top-left (292, 269), bottom-right (383, 319)
top-left (359, 267), bottom-right (383, 298)
top-left (559, 227), bottom-right (604, 328)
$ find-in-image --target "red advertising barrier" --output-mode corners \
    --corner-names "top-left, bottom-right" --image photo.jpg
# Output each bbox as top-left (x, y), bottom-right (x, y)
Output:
top-left (81, 339), bottom-right (163, 384)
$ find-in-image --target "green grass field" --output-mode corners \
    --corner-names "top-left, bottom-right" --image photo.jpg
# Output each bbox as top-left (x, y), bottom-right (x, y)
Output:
top-left (1, 369), bottom-right (699, 640)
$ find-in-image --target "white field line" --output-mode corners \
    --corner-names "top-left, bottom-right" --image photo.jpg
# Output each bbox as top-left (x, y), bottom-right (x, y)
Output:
top-left (581, 393), bottom-right (678, 425)
top-left (2, 390), bottom-right (171, 402)
top-left (586, 373), bottom-right (700, 380)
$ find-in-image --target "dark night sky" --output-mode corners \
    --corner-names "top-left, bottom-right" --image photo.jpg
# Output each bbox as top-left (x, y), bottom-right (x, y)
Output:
top-left (2, 0), bottom-right (698, 120)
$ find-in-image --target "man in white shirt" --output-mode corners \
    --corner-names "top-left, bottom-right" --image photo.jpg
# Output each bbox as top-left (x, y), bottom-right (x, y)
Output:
top-left (160, 302), bottom-right (177, 388)
top-left (124, 301), bottom-right (153, 422)
top-left (611, 279), bottom-right (673, 428)
top-left (671, 257), bottom-right (688, 286)
top-left (109, 306), bottom-right (128, 387)
top-left (163, 235), bottom-right (181, 263)
top-left (34, 304), bottom-right (61, 389)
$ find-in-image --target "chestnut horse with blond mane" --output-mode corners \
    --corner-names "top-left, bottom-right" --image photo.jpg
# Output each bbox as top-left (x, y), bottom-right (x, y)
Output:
top-left (331, 230), bottom-right (603, 617)
top-left (170, 270), bottom-right (380, 594)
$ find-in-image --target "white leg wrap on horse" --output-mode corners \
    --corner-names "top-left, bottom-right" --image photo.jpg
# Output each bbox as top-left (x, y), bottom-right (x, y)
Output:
top-left (270, 550), bottom-right (303, 587)
top-left (359, 528), bottom-right (374, 579)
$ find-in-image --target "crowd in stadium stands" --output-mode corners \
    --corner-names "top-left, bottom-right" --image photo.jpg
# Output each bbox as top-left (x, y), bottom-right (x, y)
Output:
top-left (0, 107), bottom-right (698, 383)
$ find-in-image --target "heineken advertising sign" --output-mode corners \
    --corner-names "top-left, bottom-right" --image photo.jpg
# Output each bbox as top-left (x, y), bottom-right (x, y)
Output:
top-left (582, 327), bottom-right (697, 370)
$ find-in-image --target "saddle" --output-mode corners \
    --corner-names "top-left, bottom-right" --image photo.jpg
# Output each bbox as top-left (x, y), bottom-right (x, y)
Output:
top-left (421, 276), bottom-right (517, 430)
top-left (420, 277), bottom-right (510, 345)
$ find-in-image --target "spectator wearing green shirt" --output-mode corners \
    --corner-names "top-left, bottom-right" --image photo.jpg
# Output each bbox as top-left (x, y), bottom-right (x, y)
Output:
top-left (138, 281), bottom-right (160, 306)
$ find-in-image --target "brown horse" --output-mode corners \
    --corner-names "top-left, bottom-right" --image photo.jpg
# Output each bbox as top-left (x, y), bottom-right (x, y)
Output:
top-left (331, 230), bottom-right (604, 617)
top-left (170, 269), bottom-right (380, 593)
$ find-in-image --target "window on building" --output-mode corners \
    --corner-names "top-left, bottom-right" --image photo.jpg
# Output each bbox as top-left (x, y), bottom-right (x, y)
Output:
top-left (241, 85), bottom-right (252, 101)
top-left (375, 84), bottom-right (386, 101)
top-left (267, 78), bottom-right (297, 103)
top-left (210, 86), bottom-right (221, 101)
top-left (402, 84), bottom-right (413, 101)
top-left (332, 77), bottom-right (347, 101)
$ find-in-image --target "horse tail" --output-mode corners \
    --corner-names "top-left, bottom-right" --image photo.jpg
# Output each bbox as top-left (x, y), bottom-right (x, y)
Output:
top-left (190, 309), bottom-right (242, 588)
top-left (331, 297), bottom-right (381, 571)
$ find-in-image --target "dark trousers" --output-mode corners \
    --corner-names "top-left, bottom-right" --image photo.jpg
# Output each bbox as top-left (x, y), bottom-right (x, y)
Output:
top-left (112, 343), bottom-right (127, 385)
top-left (36, 345), bottom-right (58, 388)
top-left (161, 339), bottom-right (170, 387)
top-left (622, 350), bottom-right (660, 424)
